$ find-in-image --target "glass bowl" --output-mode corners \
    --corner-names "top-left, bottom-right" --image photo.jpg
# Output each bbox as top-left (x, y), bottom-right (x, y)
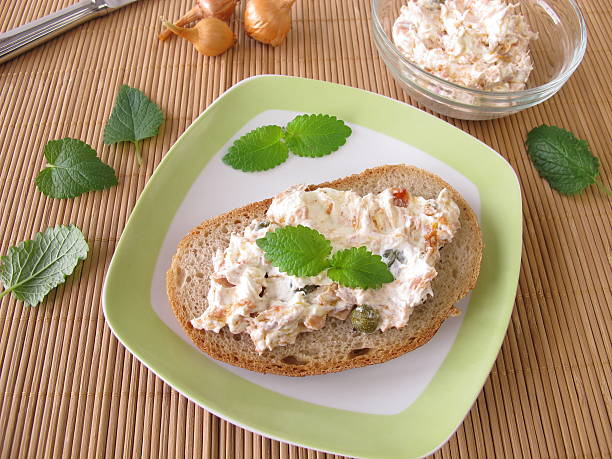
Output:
top-left (371, 0), bottom-right (587, 120)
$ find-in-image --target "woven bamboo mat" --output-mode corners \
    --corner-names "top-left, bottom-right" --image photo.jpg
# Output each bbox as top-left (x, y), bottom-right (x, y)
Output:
top-left (0, 0), bottom-right (610, 457)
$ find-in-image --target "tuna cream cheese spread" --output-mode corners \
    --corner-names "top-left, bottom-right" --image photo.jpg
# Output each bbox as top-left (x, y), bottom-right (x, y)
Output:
top-left (392, 0), bottom-right (538, 91)
top-left (191, 186), bottom-right (461, 352)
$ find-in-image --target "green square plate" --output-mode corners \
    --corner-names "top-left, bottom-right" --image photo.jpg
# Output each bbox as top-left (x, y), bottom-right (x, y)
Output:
top-left (103, 75), bottom-right (521, 458)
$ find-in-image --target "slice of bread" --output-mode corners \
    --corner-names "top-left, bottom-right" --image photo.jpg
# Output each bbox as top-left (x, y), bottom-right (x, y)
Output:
top-left (166, 165), bottom-right (483, 376)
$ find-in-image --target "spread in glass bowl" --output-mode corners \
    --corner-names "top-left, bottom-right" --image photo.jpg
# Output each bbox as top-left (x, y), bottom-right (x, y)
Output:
top-left (392, 0), bottom-right (538, 91)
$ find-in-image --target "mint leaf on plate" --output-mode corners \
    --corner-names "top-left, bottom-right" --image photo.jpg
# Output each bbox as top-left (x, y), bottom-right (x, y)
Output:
top-left (256, 225), bottom-right (331, 277)
top-left (35, 138), bottom-right (118, 199)
top-left (103, 85), bottom-right (164, 166)
top-left (223, 125), bottom-right (289, 172)
top-left (525, 125), bottom-right (608, 196)
top-left (283, 114), bottom-right (352, 157)
top-left (328, 247), bottom-right (394, 290)
top-left (0, 225), bottom-right (89, 306)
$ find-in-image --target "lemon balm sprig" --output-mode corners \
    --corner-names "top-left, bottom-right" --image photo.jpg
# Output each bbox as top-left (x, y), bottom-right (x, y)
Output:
top-left (256, 225), bottom-right (394, 290)
top-left (223, 114), bottom-right (352, 172)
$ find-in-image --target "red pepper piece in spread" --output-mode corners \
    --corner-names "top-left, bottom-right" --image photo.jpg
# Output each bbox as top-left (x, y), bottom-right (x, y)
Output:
top-left (392, 188), bottom-right (410, 207)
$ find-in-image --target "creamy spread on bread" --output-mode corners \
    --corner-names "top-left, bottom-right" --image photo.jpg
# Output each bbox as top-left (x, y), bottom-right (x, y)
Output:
top-left (191, 186), bottom-right (460, 353)
top-left (392, 0), bottom-right (538, 91)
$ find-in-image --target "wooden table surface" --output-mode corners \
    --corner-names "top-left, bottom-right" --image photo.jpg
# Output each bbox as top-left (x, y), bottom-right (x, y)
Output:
top-left (0, 0), bottom-right (610, 457)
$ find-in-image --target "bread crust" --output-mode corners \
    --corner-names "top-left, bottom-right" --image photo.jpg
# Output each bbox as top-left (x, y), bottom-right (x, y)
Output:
top-left (167, 165), bottom-right (483, 376)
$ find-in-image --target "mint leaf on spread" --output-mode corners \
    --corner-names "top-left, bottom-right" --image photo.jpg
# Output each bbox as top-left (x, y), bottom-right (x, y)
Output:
top-left (103, 85), bottom-right (164, 166)
top-left (257, 226), bottom-right (394, 290)
top-left (223, 125), bottom-right (289, 172)
top-left (0, 225), bottom-right (89, 306)
top-left (35, 138), bottom-right (118, 199)
top-left (223, 114), bottom-right (352, 172)
top-left (283, 114), bottom-right (352, 157)
top-left (526, 125), bottom-right (610, 196)
top-left (328, 247), bottom-right (395, 290)
top-left (256, 225), bottom-right (331, 277)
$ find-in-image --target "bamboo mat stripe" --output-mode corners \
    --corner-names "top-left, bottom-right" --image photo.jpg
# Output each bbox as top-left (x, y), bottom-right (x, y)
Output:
top-left (1, 0), bottom-right (611, 457)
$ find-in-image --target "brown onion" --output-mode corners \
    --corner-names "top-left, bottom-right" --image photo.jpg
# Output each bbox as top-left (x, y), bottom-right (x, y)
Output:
top-left (244, 0), bottom-right (297, 46)
top-left (159, 0), bottom-right (237, 42)
top-left (162, 17), bottom-right (236, 56)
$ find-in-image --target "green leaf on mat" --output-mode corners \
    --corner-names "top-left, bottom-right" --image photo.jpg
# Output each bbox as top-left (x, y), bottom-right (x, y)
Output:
top-left (103, 84), bottom-right (164, 166)
top-left (35, 138), bottom-right (118, 199)
top-left (525, 125), bottom-right (608, 196)
top-left (0, 225), bottom-right (89, 306)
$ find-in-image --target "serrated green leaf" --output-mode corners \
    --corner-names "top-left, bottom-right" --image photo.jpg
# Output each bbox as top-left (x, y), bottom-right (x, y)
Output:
top-left (525, 125), bottom-right (600, 195)
top-left (256, 225), bottom-right (331, 277)
top-left (0, 225), bottom-right (89, 306)
top-left (103, 85), bottom-right (164, 165)
top-left (223, 125), bottom-right (289, 172)
top-left (35, 138), bottom-right (118, 199)
top-left (283, 114), bottom-right (352, 157)
top-left (328, 247), bottom-right (394, 290)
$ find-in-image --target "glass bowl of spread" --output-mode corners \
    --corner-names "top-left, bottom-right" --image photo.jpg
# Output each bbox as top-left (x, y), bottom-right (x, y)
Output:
top-left (371, 0), bottom-right (587, 120)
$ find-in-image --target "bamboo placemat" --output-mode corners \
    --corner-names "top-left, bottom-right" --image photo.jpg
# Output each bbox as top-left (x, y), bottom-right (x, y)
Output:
top-left (0, 0), bottom-right (610, 457)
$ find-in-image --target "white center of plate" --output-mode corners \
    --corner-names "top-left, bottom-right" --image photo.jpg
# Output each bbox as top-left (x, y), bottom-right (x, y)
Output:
top-left (150, 109), bottom-right (481, 415)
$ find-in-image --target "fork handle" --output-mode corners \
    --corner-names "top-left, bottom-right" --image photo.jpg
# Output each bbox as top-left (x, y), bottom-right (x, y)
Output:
top-left (0, 0), bottom-right (109, 65)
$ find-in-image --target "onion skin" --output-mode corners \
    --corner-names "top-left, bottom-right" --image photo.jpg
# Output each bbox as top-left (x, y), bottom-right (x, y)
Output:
top-left (159, 0), bottom-right (237, 42)
top-left (163, 17), bottom-right (236, 57)
top-left (198, 0), bottom-right (236, 21)
top-left (244, 0), bottom-right (297, 46)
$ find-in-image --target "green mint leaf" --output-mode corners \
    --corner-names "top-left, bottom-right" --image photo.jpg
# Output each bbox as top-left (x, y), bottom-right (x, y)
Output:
top-left (103, 85), bottom-right (164, 165)
top-left (223, 125), bottom-right (289, 172)
top-left (525, 125), bottom-right (601, 195)
top-left (328, 247), bottom-right (394, 290)
top-left (256, 225), bottom-right (331, 277)
top-left (0, 225), bottom-right (89, 306)
top-left (283, 114), bottom-right (352, 157)
top-left (35, 138), bottom-right (118, 199)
